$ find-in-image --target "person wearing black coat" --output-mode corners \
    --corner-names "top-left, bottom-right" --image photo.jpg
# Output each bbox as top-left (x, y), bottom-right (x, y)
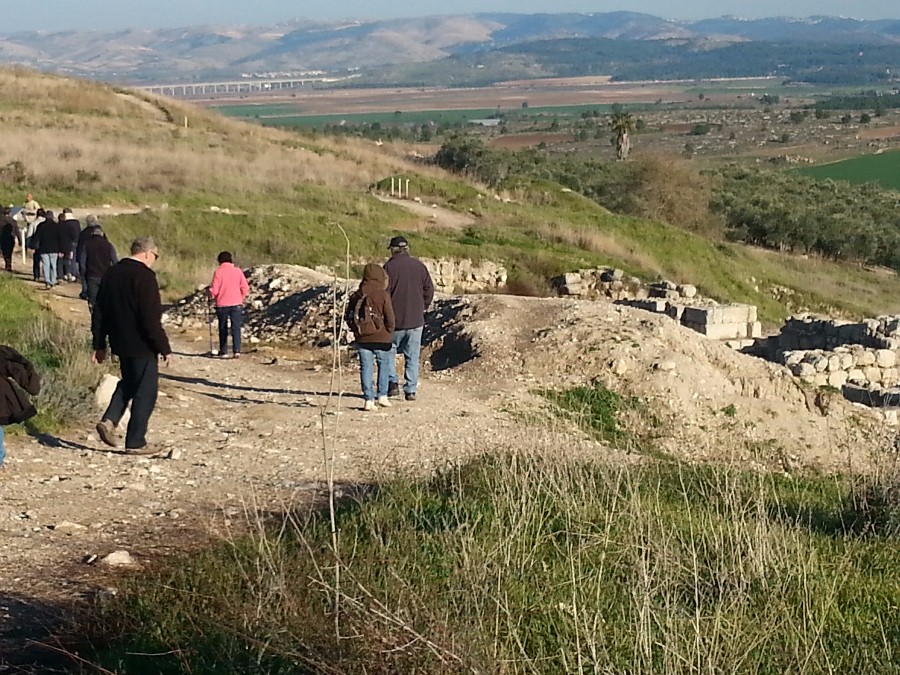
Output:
top-left (59, 209), bottom-right (81, 282)
top-left (82, 227), bottom-right (118, 312)
top-left (92, 236), bottom-right (172, 455)
top-left (0, 345), bottom-right (41, 468)
top-left (0, 207), bottom-right (20, 271)
top-left (34, 211), bottom-right (65, 288)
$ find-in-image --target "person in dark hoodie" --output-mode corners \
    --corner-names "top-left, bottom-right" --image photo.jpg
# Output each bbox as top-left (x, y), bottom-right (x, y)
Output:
top-left (92, 236), bottom-right (172, 455)
top-left (34, 210), bottom-right (65, 288)
top-left (345, 263), bottom-right (396, 411)
top-left (0, 345), bottom-right (41, 469)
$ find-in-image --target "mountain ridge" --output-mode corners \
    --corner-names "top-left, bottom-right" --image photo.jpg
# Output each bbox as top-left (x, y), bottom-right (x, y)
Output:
top-left (1, 12), bottom-right (898, 83)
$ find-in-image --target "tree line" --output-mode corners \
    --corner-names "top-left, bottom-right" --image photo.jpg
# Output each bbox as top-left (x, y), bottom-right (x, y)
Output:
top-left (434, 137), bottom-right (900, 270)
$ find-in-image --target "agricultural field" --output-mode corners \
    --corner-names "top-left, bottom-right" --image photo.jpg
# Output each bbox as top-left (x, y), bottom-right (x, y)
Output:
top-left (797, 149), bottom-right (900, 191)
top-left (207, 76), bottom-right (900, 167)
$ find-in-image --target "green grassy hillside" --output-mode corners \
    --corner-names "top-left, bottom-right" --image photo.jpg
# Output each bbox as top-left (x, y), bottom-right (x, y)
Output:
top-left (3, 66), bottom-right (900, 321)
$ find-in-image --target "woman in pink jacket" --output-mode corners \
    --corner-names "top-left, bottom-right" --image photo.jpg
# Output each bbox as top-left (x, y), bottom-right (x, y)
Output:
top-left (208, 251), bottom-right (250, 358)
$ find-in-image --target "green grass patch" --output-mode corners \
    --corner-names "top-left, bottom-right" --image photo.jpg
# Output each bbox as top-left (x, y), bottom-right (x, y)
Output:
top-left (83, 455), bottom-right (900, 674)
top-left (540, 382), bottom-right (642, 443)
top-left (797, 150), bottom-right (900, 191)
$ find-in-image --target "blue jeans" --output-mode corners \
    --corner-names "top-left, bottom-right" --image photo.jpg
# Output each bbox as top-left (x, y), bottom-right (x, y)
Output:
top-left (389, 326), bottom-right (423, 395)
top-left (357, 346), bottom-right (392, 401)
top-left (0, 425), bottom-right (5, 466)
top-left (40, 253), bottom-right (58, 286)
top-left (216, 305), bottom-right (243, 355)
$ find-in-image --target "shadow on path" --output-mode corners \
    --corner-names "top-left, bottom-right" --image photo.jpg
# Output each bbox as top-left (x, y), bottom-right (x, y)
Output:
top-left (161, 372), bottom-right (333, 398)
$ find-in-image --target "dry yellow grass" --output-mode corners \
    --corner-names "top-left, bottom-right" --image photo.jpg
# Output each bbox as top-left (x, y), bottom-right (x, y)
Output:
top-left (0, 66), bottom-right (437, 201)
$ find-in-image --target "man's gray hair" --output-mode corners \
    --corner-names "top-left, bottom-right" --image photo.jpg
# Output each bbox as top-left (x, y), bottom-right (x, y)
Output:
top-left (85, 214), bottom-right (98, 226)
top-left (130, 236), bottom-right (158, 256)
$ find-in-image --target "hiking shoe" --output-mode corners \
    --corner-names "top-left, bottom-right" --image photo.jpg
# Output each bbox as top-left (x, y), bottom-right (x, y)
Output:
top-left (363, 399), bottom-right (376, 411)
top-left (405, 392), bottom-right (416, 402)
top-left (96, 419), bottom-right (120, 448)
top-left (125, 445), bottom-right (164, 456)
top-left (376, 396), bottom-right (392, 408)
top-left (387, 382), bottom-right (400, 398)
top-left (232, 352), bottom-right (241, 359)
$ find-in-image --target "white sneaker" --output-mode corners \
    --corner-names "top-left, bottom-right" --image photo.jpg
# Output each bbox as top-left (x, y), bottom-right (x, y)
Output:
top-left (363, 399), bottom-right (376, 411)
top-left (376, 396), bottom-right (392, 408)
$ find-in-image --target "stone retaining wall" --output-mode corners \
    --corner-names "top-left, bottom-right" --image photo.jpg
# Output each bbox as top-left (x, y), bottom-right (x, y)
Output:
top-left (422, 258), bottom-right (507, 294)
top-left (751, 313), bottom-right (900, 407)
top-left (552, 267), bottom-right (760, 341)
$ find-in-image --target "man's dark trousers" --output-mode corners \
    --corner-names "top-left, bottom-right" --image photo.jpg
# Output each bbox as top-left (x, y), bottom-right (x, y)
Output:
top-left (103, 357), bottom-right (158, 450)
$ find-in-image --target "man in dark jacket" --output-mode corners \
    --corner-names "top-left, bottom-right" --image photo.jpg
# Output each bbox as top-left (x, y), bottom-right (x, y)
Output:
top-left (0, 207), bottom-right (20, 271)
top-left (77, 214), bottom-right (102, 298)
top-left (82, 225), bottom-right (118, 313)
top-left (59, 208), bottom-right (81, 282)
top-left (383, 235), bottom-right (434, 402)
top-left (92, 236), bottom-right (172, 455)
top-left (34, 211), bottom-right (65, 288)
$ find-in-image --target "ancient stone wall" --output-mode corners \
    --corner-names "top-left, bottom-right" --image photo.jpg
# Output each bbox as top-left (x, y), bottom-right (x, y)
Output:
top-left (421, 258), bottom-right (507, 294)
top-left (752, 313), bottom-right (900, 407)
top-left (552, 267), bottom-right (759, 341)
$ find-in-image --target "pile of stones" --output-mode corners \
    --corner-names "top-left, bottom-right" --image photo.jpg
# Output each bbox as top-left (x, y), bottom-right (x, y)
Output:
top-left (163, 264), bottom-right (351, 347)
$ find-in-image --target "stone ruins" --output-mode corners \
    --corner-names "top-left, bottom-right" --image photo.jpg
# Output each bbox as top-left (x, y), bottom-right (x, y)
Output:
top-left (551, 266), bottom-right (900, 412)
top-left (551, 267), bottom-right (760, 342)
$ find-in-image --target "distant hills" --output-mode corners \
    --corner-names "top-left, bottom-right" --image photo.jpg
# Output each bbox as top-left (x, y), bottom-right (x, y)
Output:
top-left (1, 12), bottom-right (899, 85)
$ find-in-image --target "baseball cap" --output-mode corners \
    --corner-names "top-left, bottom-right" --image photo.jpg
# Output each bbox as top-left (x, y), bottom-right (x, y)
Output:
top-left (388, 235), bottom-right (409, 249)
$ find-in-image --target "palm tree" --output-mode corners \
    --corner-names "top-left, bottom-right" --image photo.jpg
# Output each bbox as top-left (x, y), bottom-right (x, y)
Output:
top-left (609, 112), bottom-right (635, 160)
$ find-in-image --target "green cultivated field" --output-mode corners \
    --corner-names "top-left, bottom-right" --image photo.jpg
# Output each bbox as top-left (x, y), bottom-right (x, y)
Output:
top-left (797, 150), bottom-right (900, 191)
top-left (212, 102), bottom-right (648, 128)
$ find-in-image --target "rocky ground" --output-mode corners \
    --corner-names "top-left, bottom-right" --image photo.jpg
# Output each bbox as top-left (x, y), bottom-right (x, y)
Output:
top-left (0, 259), bottom-right (888, 668)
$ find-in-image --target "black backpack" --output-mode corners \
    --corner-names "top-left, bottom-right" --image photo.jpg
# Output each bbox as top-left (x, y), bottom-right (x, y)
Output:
top-left (349, 294), bottom-right (384, 339)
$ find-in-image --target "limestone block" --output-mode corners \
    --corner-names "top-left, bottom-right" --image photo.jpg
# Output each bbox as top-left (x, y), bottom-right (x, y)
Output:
top-left (812, 357), bottom-right (829, 373)
top-left (827, 371), bottom-right (849, 388)
top-left (677, 284), bottom-right (698, 299)
top-left (813, 373), bottom-right (829, 387)
top-left (95, 374), bottom-right (130, 428)
top-left (840, 354), bottom-right (856, 370)
top-left (883, 368), bottom-right (899, 385)
top-left (847, 369), bottom-right (867, 383)
top-left (856, 350), bottom-right (877, 367)
top-left (681, 305), bottom-right (754, 326)
top-left (876, 349), bottom-right (897, 369)
top-left (748, 321), bottom-right (762, 339)
top-left (827, 355), bottom-right (843, 373)
top-left (864, 367), bottom-right (883, 383)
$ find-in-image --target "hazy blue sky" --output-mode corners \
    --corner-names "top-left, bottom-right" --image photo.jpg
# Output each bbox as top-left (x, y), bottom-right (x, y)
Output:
top-left (1, 0), bottom-right (897, 32)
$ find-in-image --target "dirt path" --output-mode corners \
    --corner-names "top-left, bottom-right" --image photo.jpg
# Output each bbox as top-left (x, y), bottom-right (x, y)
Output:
top-left (0, 266), bottom-right (561, 665)
top-left (375, 195), bottom-right (476, 231)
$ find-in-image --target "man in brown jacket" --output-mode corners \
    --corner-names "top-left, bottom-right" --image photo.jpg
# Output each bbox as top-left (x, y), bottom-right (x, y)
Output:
top-left (383, 235), bottom-right (434, 402)
top-left (345, 263), bottom-right (396, 411)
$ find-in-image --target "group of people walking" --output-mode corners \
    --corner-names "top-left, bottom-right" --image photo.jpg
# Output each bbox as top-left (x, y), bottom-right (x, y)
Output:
top-left (4, 194), bottom-right (119, 309)
top-left (2, 206), bottom-right (434, 462)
